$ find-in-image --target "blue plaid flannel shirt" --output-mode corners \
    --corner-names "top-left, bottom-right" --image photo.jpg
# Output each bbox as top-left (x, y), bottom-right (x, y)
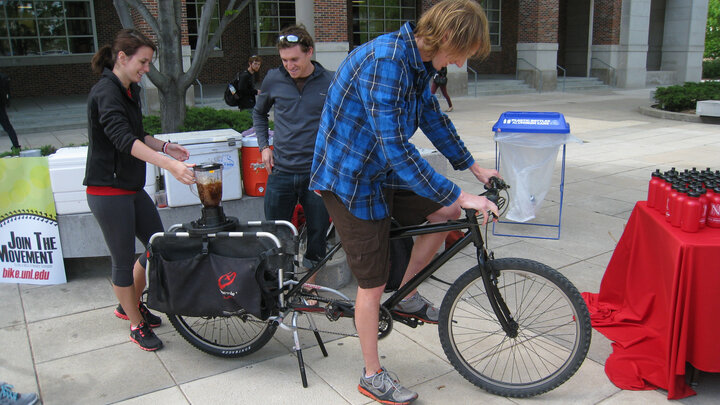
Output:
top-left (309, 22), bottom-right (475, 221)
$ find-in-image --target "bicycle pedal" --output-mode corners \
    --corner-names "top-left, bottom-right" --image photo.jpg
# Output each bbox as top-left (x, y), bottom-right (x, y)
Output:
top-left (392, 312), bottom-right (422, 328)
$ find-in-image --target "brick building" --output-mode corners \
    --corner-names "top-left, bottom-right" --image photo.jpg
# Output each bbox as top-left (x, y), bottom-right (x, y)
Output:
top-left (0, 0), bottom-right (708, 99)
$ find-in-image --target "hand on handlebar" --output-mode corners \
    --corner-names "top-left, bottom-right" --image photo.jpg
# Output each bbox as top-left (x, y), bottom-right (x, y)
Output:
top-left (469, 163), bottom-right (501, 186)
top-left (457, 190), bottom-right (499, 226)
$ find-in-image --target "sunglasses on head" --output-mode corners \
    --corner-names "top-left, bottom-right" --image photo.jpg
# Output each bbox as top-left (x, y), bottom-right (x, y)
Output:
top-left (278, 34), bottom-right (300, 43)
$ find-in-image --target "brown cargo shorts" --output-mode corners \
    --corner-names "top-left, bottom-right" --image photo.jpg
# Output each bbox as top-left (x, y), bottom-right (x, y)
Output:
top-left (320, 189), bottom-right (442, 289)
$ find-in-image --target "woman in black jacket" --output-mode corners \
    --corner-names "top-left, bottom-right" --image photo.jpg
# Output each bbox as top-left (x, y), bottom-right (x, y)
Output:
top-left (84, 29), bottom-right (195, 351)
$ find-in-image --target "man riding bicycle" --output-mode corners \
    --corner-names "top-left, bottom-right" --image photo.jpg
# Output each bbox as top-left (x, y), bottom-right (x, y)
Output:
top-left (310, 0), bottom-right (498, 403)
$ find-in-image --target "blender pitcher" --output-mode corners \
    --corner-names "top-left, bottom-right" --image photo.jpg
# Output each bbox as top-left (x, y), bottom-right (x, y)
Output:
top-left (193, 163), bottom-right (224, 207)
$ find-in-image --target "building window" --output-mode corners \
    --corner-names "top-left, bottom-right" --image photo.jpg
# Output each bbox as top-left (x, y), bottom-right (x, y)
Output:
top-left (481, 0), bottom-right (501, 47)
top-left (251, 0), bottom-right (295, 50)
top-left (351, 0), bottom-right (419, 47)
top-left (0, 0), bottom-right (96, 57)
top-left (186, 0), bottom-right (221, 50)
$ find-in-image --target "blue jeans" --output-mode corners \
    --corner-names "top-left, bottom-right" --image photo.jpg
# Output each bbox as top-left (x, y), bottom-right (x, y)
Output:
top-left (264, 171), bottom-right (330, 268)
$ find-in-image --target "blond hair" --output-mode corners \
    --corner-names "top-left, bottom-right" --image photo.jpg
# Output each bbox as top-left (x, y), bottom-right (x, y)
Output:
top-left (415, 0), bottom-right (490, 60)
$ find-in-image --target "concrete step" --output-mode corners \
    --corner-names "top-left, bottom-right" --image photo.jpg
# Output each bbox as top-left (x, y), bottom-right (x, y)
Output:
top-left (558, 77), bottom-right (611, 91)
top-left (467, 79), bottom-right (536, 96)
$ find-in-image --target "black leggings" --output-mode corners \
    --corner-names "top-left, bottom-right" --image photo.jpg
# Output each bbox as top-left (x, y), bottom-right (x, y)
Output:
top-left (87, 190), bottom-right (163, 287)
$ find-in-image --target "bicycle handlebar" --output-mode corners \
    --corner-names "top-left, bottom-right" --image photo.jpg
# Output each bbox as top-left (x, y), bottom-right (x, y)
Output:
top-left (464, 176), bottom-right (510, 221)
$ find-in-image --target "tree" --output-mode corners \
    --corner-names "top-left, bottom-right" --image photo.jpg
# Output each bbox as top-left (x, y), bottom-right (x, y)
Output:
top-left (707, 0), bottom-right (720, 58)
top-left (113, 0), bottom-right (250, 132)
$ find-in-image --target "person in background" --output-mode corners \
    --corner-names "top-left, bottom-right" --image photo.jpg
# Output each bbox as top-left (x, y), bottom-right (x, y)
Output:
top-left (253, 25), bottom-right (332, 303)
top-left (84, 29), bottom-right (195, 351)
top-left (0, 382), bottom-right (38, 405)
top-left (310, 1), bottom-right (497, 403)
top-left (235, 55), bottom-right (262, 110)
top-left (431, 66), bottom-right (453, 112)
top-left (0, 72), bottom-right (21, 150)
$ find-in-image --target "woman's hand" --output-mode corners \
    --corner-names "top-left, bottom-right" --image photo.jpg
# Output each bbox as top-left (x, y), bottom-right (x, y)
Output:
top-left (168, 160), bottom-right (195, 185)
top-left (165, 142), bottom-right (190, 161)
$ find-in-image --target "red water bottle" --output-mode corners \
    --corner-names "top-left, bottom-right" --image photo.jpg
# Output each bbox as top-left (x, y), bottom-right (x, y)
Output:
top-left (705, 181), bottom-right (715, 197)
top-left (647, 169), bottom-right (663, 209)
top-left (666, 183), bottom-right (683, 222)
top-left (657, 176), bottom-right (673, 215)
top-left (696, 188), bottom-right (708, 229)
top-left (708, 187), bottom-right (720, 228)
top-left (681, 190), bottom-right (702, 233)
top-left (670, 187), bottom-right (689, 227)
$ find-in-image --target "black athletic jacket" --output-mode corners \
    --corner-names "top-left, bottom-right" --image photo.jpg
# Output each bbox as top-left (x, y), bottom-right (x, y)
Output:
top-left (83, 68), bottom-right (148, 191)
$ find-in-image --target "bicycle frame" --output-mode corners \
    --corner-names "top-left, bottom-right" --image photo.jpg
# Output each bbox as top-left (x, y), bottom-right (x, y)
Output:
top-left (285, 206), bottom-right (519, 337)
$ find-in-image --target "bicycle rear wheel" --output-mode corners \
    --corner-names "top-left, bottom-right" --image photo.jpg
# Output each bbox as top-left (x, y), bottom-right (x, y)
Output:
top-left (438, 258), bottom-right (591, 397)
top-left (168, 313), bottom-right (276, 357)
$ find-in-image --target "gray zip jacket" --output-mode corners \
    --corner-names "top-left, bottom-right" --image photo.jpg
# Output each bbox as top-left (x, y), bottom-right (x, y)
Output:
top-left (252, 61), bottom-right (333, 173)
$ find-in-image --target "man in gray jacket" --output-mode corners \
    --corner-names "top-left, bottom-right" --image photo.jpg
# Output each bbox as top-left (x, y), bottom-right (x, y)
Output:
top-left (253, 25), bottom-right (332, 293)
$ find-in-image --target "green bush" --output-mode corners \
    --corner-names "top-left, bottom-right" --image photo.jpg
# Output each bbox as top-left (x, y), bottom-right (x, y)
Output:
top-left (1, 145), bottom-right (57, 157)
top-left (653, 81), bottom-right (720, 112)
top-left (143, 107), bottom-right (267, 136)
top-left (703, 58), bottom-right (720, 79)
top-left (143, 114), bottom-right (162, 136)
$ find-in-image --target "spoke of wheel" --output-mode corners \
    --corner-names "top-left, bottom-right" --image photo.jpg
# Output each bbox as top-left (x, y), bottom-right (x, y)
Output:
top-left (452, 284), bottom-right (578, 385)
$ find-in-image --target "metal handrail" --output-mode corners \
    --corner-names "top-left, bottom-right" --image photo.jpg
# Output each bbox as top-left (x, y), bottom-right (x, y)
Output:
top-left (467, 66), bottom-right (478, 97)
top-left (516, 58), bottom-right (542, 92)
top-left (590, 58), bottom-right (616, 87)
top-left (556, 65), bottom-right (566, 92)
top-left (195, 78), bottom-right (204, 106)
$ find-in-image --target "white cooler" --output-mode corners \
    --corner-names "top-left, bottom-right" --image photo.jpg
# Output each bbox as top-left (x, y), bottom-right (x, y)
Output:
top-left (48, 146), bottom-right (156, 215)
top-left (155, 129), bottom-right (242, 207)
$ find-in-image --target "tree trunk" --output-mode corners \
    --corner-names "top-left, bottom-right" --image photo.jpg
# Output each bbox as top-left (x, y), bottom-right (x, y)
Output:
top-left (159, 84), bottom-right (187, 133)
top-left (114, 0), bottom-right (250, 132)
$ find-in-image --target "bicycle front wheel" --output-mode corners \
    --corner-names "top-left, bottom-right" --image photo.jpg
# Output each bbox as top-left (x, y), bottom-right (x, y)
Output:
top-left (438, 258), bottom-right (591, 397)
top-left (168, 313), bottom-right (276, 358)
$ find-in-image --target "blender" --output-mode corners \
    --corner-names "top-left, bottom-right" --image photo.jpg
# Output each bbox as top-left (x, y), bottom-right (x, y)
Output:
top-left (184, 163), bottom-right (238, 234)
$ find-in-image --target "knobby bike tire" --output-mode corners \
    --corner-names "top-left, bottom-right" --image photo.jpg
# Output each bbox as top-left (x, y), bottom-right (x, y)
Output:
top-left (168, 313), bottom-right (276, 358)
top-left (438, 258), bottom-right (591, 397)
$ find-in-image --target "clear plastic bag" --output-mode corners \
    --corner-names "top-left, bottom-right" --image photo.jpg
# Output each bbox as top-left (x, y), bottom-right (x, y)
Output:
top-left (495, 132), bottom-right (581, 222)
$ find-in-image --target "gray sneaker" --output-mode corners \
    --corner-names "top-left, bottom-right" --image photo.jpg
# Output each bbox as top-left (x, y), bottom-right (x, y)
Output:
top-left (358, 368), bottom-right (418, 404)
top-left (392, 293), bottom-right (439, 324)
top-left (0, 383), bottom-right (39, 405)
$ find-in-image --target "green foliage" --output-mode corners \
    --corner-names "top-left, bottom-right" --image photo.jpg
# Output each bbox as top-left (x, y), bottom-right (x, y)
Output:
top-left (654, 81), bottom-right (720, 112)
top-left (143, 114), bottom-right (162, 136)
top-left (703, 58), bottom-right (720, 79)
top-left (40, 145), bottom-right (57, 156)
top-left (1, 145), bottom-right (57, 157)
top-left (707, 0), bottom-right (720, 58)
top-left (143, 107), bottom-right (266, 136)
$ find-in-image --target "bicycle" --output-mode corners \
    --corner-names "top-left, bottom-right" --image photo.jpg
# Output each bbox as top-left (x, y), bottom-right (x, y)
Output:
top-left (149, 177), bottom-right (592, 397)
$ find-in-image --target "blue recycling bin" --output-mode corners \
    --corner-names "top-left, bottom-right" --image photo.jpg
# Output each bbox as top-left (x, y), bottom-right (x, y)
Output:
top-left (492, 111), bottom-right (579, 240)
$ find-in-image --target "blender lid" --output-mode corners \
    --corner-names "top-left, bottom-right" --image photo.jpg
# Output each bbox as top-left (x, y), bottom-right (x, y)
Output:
top-left (194, 163), bottom-right (223, 172)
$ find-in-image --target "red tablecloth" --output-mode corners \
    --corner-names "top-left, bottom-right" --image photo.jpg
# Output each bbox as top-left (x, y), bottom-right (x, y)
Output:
top-left (583, 201), bottom-right (720, 399)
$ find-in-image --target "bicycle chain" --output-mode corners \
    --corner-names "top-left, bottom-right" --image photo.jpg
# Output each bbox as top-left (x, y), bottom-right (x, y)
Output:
top-left (294, 292), bottom-right (360, 337)
top-left (223, 292), bottom-right (395, 338)
top-left (233, 292), bottom-right (361, 338)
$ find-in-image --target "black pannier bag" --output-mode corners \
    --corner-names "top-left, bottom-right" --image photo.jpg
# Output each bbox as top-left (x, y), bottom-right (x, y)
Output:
top-left (146, 231), bottom-right (286, 320)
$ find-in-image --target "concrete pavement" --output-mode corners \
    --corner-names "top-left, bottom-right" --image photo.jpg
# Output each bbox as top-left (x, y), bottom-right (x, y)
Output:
top-left (2, 87), bottom-right (720, 404)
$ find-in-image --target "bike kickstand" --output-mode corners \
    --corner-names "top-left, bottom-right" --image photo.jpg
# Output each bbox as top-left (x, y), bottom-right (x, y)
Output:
top-left (304, 312), bottom-right (329, 357)
top-left (291, 312), bottom-right (309, 387)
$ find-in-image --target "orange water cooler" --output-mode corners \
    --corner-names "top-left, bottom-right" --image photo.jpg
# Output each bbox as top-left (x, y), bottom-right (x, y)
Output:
top-left (241, 136), bottom-right (272, 196)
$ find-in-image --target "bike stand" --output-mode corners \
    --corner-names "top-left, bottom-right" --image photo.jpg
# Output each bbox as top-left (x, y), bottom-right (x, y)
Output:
top-left (290, 311), bottom-right (329, 388)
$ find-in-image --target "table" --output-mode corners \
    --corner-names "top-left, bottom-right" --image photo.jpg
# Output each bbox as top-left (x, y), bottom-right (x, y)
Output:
top-left (583, 201), bottom-right (720, 399)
